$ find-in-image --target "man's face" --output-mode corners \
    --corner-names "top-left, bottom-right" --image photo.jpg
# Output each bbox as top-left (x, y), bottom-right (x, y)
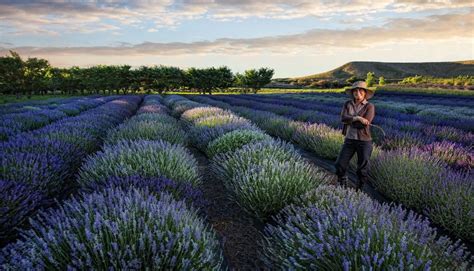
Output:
top-left (352, 88), bottom-right (366, 100)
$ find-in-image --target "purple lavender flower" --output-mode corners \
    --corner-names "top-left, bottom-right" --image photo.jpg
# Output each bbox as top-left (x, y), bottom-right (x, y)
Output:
top-left (263, 185), bottom-right (471, 270)
top-left (1, 188), bottom-right (223, 270)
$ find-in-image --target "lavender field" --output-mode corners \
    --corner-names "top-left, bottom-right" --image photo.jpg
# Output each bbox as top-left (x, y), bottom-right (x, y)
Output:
top-left (0, 93), bottom-right (473, 270)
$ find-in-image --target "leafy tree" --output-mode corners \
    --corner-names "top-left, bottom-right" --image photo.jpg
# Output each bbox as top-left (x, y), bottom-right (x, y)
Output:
top-left (366, 72), bottom-right (375, 87)
top-left (238, 68), bottom-right (274, 93)
top-left (185, 66), bottom-right (233, 94)
top-left (378, 76), bottom-right (386, 86)
top-left (0, 51), bottom-right (25, 97)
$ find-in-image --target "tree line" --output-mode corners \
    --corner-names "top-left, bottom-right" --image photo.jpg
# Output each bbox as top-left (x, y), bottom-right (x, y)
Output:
top-left (0, 51), bottom-right (274, 96)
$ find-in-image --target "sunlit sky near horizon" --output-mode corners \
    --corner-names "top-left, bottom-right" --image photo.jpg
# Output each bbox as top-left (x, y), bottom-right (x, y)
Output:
top-left (0, 1), bottom-right (473, 77)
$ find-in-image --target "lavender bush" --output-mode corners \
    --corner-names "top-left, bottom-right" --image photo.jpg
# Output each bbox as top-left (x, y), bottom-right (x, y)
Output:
top-left (423, 170), bottom-right (474, 242)
top-left (1, 188), bottom-right (223, 270)
top-left (106, 118), bottom-right (187, 145)
top-left (211, 140), bottom-right (327, 219)
top-left (180, 106), bottom-right (231, 127)
top-left (230, 158), bottom-right (327, 219)
top-left (80, 175), bottom-right (206, 210)
top-left (189, 119), bottom-right (260, 151)
top-left (0, 97), bottom-right (142, 245)
top-left (292, 122), bottom-right (344, 160)
top-left (370, 148), bottom-right (445, 209)
top-left (263, 185), bottom-right (472, 270)
top-left (206, 129), bottom-right (273, 157)
top-left (0, 180), bottom-right (44, 242)
top-left (131, 112), bottom-right (178, 125)
top-left (137, 103), bottom-right (169, 115)
top-left (165, 96), bottom-right (203, 117)
top-left (78, 139), bottom-right (200, 188)
top-left (211, 140), bottom-right (300, 182)
top-left (421, 141), bottom-right (473, 171)
top-left (0, 152), bottom-right (70, 197)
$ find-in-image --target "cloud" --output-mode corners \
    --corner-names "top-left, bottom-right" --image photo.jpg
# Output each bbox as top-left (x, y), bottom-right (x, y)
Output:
top-left (1, 11), bottom-right (472, 58)
top-left (0, 0), bottom-right (472, 36)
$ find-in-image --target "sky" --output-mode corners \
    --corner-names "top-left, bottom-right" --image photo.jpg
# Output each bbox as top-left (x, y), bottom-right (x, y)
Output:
top-left (0, 0), bottom-right (473, 78)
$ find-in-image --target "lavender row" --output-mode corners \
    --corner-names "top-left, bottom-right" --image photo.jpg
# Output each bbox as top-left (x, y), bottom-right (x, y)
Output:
top-left (210, 94), bottom-right (473, 171)
top-left (164, 95), bottom-right (328, 220)
top-left (0, 96), bottom-right (119, 141)
top-left (279, 92), bottom-right (474, 123)
top-left (258, 93), bottom-right (474, 132)
top-left (302, 91), bottom-right (474, 107)
top-left (231, 94), bottom-right (474, 146)
top-left (0, 95), bottom-right (101, 115)
top-left (179, 95), bottom-right (472, 269)
top-left (1, 95), bottom-right (223, 269)
top-left (0, 95), bottom-right (141, 245)
top-left (189, 95), bottom-right (474, 243)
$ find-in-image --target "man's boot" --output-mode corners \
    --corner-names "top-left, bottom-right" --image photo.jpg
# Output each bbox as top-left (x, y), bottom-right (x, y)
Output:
top-left (356, 177), bottom-right (367, 191)
top-left (337, 176), bottom-right (348, 188)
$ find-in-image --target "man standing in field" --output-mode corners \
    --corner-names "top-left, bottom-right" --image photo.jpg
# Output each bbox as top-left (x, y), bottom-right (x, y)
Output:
top-left (335, 81), bottom-right (375, 191)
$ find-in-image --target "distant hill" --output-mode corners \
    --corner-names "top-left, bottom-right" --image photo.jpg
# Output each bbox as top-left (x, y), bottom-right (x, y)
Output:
top-left (271, 60), bottom-right (474, 87)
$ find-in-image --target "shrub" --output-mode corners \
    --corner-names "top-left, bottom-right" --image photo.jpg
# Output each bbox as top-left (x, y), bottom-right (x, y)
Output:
top-left (30, 125), bottom-right (102, 154)
top-left (211, 140), bottom-right (327, 219)
top-left (1, 188), bottom-right (223, 270)
top-left (77, 139), bottom-right (200, 188)
top-left (130, 113), bottom-right (178, 125)
top-left (189, 121), bottom-right (260, 151)
top-left (80, 175), bottom-right (206, 210)
top-left (423, 170), bottom-right (474, 242)
top-left (211, 140), bottom-right (299, 182)
top-left (263, 185), bottom-right (472, 270)
top-left (137, 104), bottom-right (169, 115)
top-left (106, 120), bottom-right (187, 145)
top-left (0, 112), bottom-right (50, 132)
top-left (194, 114), bottom-right (252, 128)
top-left (0, 135), bottom-right (85, 172)
top-left (180, 107), bottom-right (230, 127)
top-left (0, 152), bottom-right (70, 197)
top-left (169, 100), bottom-right (203, 117)
top-left (229, 158), bottom-right (327, 219)
top-left (370, 148), bottom-right (445, 209)
top-left (380, 130), bottom-right (427, 151)
top-left (0, 180), bottom-right (44, 242)
top-left (292, 122), bottom-right (344, 160)
top-left (420, 141), bottom-right (473, 171)
top-left (206, 129), bottom-right (273, 157)
top-left (249, 112), bottom-right (297, 140)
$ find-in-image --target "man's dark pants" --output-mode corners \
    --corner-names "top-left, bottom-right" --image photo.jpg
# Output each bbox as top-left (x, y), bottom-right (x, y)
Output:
top-left (335, 138), bottom-right (373, 189)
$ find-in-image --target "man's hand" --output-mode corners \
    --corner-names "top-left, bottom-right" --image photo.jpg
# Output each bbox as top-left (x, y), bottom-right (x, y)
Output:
top-left (354, 116), bottom-right (370, 125)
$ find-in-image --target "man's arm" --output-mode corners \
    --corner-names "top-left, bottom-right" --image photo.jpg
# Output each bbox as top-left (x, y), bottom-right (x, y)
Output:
top-left (341, 101), bottom-right (356, 123)
top-left (363, 104), bottom-right (375, 124)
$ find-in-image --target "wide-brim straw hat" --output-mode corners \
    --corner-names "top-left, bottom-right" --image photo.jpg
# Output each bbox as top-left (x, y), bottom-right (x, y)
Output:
top-left (345, 81), bottom-right (374, 99)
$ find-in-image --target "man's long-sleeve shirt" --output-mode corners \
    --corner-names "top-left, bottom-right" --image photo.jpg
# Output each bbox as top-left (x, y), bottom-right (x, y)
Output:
top-left (340, 99), bottom-right (375, 141)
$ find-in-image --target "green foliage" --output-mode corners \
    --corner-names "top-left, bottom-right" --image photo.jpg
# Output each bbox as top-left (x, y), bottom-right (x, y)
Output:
top-left (366, 71), bottom-right (375, 87)
top-left (206, 129), bottom-right (273, 157)
top-left (235, 68), bottom-right (274, 93)
top-left (400, 75), bottom-right (473, 87)
top-left (211, 140), bottom-right (327, 219)
top-left (77, 139), bottom-right (201, 188)
top-left (378, 76), bottom-right (386, 86)
top-left (370, 149), bottom-right (445, 209)
top-left (292, 123), bottom-right (344, 160)
top-left (0, 51), bottom-right (273, 96)
top-left (105, 118), bottom-right (187, 145)
top-left (185, 66), bottom-right (234, 94)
